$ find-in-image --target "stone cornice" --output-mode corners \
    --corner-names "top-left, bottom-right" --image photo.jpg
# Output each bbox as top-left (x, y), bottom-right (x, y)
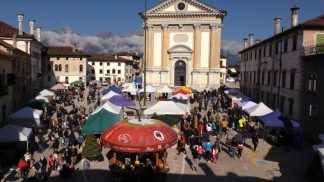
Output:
top-left (145, 12), bottom-right (225, 19)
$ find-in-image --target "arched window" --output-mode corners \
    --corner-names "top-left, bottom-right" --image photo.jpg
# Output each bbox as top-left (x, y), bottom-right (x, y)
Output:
top-left (65, 64), bottom-right (69, 72)
top-left (79, 65), bottom-right (83, 72)
top-left (54, 64), bottom-right (58, 71)
top-left (58, 64), bottom-right (62, 71)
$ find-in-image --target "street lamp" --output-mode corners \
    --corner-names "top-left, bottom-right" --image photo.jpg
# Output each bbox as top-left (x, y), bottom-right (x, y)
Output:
top-left (143, 0), bottom-right (147, 106)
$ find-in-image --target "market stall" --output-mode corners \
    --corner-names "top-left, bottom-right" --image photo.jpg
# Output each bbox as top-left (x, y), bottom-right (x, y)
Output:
top-left (8, 106), bottom-right (43, 127)
top-left (143, 101), bottom-right (188, 115)
top-left (101, 118), bottom-right (178, 181)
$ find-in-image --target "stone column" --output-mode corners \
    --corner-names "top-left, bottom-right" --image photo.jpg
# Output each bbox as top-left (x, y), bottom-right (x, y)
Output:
top-left (162, 24), bottom-right (169, 70)
top-left (193, 24), bottom-right (201, 69)
top-left (209, 23), bottom-right (221, 69)
top-left (147, 24), bottom-right (154, 68)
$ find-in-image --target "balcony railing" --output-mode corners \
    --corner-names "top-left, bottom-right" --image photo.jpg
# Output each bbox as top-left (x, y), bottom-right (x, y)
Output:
top-left (304, 44), bottom-right (324, 56)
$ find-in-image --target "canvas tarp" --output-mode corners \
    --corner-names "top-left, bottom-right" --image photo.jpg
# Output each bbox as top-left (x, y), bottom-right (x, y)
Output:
top-left (0, 124), bottom-right (32, 142)
top-left (257, 109), bottom-right (300, 128)
top-left (245, 102), bottom-right (273, 117)
top-left (39, 89), bottom-right (55, 97)
top-left (144, 101), bottom-right (187, 115)
top-left (8, 107), bottom-right (43, 127)
top-left (239, 101), bottom-right (257, 110)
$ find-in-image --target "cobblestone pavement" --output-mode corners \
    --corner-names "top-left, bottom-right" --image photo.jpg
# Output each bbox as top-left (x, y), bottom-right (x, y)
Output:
top-left (1, 85), bottom-right (315, 182)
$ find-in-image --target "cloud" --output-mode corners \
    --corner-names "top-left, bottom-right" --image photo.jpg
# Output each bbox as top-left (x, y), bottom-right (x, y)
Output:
top-left (41, 27), bottom-right (144, 54)
top-left (221, 40), bottom-right (242, 55)
top-left (41, 27), bottom-right (241, 64)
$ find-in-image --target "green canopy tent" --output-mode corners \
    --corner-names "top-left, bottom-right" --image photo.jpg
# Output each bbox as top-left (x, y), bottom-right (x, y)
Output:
top-left (70, 80), bottom-right (83, 85)
top-left (151, 114), bottom-right (180, 126)
top-left (81, 109), bottom-right (121, 135)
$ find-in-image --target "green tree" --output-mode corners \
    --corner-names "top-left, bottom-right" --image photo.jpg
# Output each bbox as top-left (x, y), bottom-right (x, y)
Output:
top-left (82, 135), bottom-right (101, 160)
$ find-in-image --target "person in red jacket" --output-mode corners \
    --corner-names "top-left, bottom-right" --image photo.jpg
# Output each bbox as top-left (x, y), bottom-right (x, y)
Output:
top-left (198, 122), bottom-right (204, 136)
top-left (17, 157), bottom-right (29, 178)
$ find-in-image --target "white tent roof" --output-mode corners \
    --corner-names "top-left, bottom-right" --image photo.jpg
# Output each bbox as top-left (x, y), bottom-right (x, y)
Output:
top-left (228, 92), bottom-right (249, 102)
top-left (175, 102), bottom-right (190, 113)
top-left (0, 124), bottom-right (32, 142)
top-left (39, 89), bottom-right (55, 97)
top-left (239, 101), bottom-right (257, 110)
top-left (170, 93), bottom-right (189, 100)
top-left (51, 83), bottom-right (66, 90)
top-left (156, 85), bottom-right (174, 93)
top-left (101, 91), bottom-right (121, 101)
top-left (9, 106), bottom-right (43, 120)
top-left (139, 85), bottom-right (156, 93)
top-left (92, 101), bottom-right (122, 115)
top-left (144, 101), bottom-right (187, 115)
top-left (245, 102), bottom-right (273, 116)
top-left (122, 83), bottom-right (138, 95)
top-left (29, 95), bottom-right (49, 103)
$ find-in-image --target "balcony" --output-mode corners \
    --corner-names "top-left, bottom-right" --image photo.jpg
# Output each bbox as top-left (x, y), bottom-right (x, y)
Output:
top-left (304, 44), bottom-right (324, 56)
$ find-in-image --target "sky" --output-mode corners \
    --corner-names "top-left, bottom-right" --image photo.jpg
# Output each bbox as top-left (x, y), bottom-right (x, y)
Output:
top-left (0, 0), bottom-right (323, 62)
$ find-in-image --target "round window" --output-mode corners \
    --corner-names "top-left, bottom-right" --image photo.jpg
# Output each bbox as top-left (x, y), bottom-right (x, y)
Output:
top-left (177, 2), bottom-right (186, 11)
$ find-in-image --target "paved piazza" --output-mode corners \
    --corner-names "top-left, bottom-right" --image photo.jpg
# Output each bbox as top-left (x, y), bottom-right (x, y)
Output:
top-left (2, 84), bottom-right (315, 182)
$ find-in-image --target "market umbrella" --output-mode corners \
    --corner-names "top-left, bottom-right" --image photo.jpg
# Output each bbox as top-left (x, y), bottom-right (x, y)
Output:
top-left (108, 95), bottom-right (136, 107)
top-left (173, 89), bottom-right (190, 95)
top-left (81, 109), bottom-right (121, 135)
top-left (101, 118), bottom-right (178, 153)
top-left (39, 89), bottom-right (55, 97)
top-left (179, 86), bottom-right (192, 93)
top-left (151, 115), bottom-right (180, 126)
top-left (102, 85), bottom-right (122, 95)
top-left (51, 83), bottom-right (66, 90)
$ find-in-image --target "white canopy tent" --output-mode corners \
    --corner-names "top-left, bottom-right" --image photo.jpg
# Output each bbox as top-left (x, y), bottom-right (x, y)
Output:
top-left (93, 101), bottom-right (122, 115)
top-left (39, 89), bottom-right (55, 97)
top-left (144, 101), bottom-right (187, 115)
top-left (139, 85), bottom-right (156, 93)
top-left (170, 93), bottom-right (189, 100)
top-left (51, 83), bottom-right (66, 90)
top-left (245, 102), bottom-right (273, 117)
top-left (29, 95), bottom-right (49, 103)
top-left (156, 85), bottom-right (174, 93)
top-left (8, 106), bottom-right (43, 127)
top-left (239, 101), bottom-right (257, 110)
top-left (122, 83), bottom-right (138, 95)
top-left (101, 91), bottom-right (121, 101)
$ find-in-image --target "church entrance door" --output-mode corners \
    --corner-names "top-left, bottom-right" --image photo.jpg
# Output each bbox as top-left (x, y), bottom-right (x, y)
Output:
top-left (174, 60), bottom-right (186, 86)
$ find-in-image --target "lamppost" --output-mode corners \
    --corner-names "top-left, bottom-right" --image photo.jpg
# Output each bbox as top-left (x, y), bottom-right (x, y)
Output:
top-left (143, 0), bottom-right (147, 106)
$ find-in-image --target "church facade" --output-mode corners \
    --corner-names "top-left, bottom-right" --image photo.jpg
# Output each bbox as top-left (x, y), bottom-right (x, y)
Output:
top-left (140, 0), bottom-right (226, 90)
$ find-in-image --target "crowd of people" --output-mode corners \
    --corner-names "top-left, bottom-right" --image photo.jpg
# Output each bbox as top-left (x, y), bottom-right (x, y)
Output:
top-left (177, 86), bottom-right (261, 171)
top-left (15, 83), bottom-right (101, 181)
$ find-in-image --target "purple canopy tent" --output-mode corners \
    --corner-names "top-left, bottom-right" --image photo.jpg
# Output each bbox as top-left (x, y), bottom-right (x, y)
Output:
top-left (108, 95), bottom-right (136, 107)
top-left (257, 109), bottom-right (300, 128)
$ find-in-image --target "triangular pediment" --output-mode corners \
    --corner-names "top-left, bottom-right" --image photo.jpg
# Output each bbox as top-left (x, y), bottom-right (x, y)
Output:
top-left (141, 0), bottom-right (226, 18)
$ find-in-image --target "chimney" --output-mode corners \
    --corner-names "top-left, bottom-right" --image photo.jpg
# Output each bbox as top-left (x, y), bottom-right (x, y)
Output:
top-left (72, 42), bottom-right (77, 52)
top-left (249, 33), bottom-right (254, 47)
top-left (274, 17), bottom-right (281, 35)
top-left (290, 5), bottom-right (300, 27)
top-left (243, 38), bottom-right (248, 49)
top-left (13, 34), bottom-right (17, 48)
top-left (17, 13), bottom-right (24, 35)
top-left (256, 39), bottom-right (261, 44)
top-left (36, 27), bottom-right (41, 41)
top-left (29, 19), bottom-right (35, 35)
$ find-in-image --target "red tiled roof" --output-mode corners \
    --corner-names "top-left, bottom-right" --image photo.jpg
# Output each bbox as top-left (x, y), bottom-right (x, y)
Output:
top-left (0, 21), bottom-right (34, 38)
top-left (89, 53), bottom-right (134, 62)
top-left (47, 46), bottom-right (90, 56)
top-left (302, 14), bottom-right (324, 27)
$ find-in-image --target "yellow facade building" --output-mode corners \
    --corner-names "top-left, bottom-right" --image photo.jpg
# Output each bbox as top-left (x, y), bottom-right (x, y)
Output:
top-left (140, 0), bottom-right (226, 89)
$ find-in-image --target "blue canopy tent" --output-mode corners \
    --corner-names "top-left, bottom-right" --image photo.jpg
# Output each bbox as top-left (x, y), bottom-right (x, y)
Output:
top-left (101, 85), bottom-right (122, 95)
top-left (257, 109), bottom-right (300, 128)
top-left (108, 95), bottom-right (136, 107)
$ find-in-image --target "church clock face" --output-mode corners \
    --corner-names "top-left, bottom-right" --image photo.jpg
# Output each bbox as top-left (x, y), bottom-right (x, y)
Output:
top-left (177, 2), bottom-right (186, 11)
